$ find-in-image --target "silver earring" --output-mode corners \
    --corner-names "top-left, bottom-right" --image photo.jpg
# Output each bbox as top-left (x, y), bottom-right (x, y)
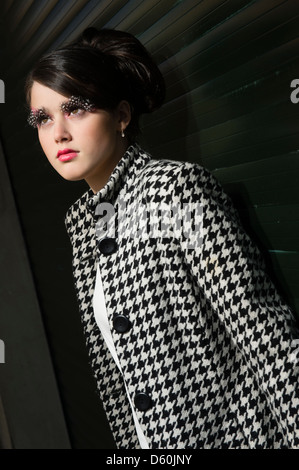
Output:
top-left (121, 129), bottom-right (125, 138)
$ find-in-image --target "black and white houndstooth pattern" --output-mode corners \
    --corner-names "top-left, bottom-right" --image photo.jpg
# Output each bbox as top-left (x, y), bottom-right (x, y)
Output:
top-left (65, 143), bottom-right (299, 449)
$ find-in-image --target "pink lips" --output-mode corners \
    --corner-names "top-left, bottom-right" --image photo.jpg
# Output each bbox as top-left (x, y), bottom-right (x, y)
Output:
top-left (57, 148), bottom-right (78, 162)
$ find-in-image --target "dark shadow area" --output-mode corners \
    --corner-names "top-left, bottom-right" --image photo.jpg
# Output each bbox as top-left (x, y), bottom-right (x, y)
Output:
top-left (224, 181), bottom-right (298, 325)
top-left (140, 47), bottom-right (202, 165)
top-left (0, 7), bottom-right (116, 449)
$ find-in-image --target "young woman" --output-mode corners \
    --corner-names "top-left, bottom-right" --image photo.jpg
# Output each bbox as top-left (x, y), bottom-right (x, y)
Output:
top-left (25, 27), bottom-right (299, 449)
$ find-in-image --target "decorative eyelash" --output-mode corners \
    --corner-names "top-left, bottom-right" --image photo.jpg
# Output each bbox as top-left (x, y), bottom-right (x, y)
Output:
top-left (60, 96), bottom-right (96, 113)
top-left (27, 109), bottom-right (49, 128)
top-left (27, 96), bottom-right (96, 128)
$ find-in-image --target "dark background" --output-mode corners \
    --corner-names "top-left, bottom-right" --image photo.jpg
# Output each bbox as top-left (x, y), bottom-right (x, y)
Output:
top-left (0, 0), bottom-right (298, 449)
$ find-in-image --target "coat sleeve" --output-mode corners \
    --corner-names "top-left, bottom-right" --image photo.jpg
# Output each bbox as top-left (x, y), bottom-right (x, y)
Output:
top-left (177, 162), bottom-right (299, 448)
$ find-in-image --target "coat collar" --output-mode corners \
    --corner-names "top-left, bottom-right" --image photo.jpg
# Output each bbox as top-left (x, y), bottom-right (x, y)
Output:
top-left (85, 142), bottom-right (151, 215)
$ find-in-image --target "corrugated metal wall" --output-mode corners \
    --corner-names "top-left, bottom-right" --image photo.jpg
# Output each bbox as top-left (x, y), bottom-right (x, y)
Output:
top-left (0, 0), bottom-right (298, 449)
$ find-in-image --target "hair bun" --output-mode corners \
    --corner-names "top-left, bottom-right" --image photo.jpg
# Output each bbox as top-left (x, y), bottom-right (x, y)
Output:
top-left (77, 27), bottom-right (101, 49)
top-left (76, 27), bottom-right (165, 114)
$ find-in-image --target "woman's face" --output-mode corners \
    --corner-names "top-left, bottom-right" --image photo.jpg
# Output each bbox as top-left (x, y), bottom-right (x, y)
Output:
top-left (30, 81), bottom-right (130, 192)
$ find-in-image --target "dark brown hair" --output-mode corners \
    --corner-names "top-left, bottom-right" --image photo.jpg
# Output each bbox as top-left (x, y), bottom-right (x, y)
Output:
top-left (25, 28), bottom-right (165, 141)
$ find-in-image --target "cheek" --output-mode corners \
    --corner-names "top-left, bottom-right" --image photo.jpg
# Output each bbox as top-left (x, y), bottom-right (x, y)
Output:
top-left (37, 132), bottom-right (47, 151)
top-left (38, 133), bottom-right (53, 161)
top-left (82, 116), bottom-right (116, 143)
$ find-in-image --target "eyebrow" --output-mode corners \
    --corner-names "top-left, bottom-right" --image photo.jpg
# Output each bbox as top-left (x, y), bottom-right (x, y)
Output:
top-left (30, 106), bottom-right (45, 113)
top-left (60, 96), bottom-right (96, 112)
top-left (30, 98), bottom-right (70, 115)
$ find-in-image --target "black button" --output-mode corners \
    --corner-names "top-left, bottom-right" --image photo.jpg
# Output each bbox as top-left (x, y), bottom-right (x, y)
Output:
top-left (134, 393), bottom-right (152, 411)
top-left (98, 238), bottom-right (117, 255)
top-left (113, 314), bottom-right (130, 333)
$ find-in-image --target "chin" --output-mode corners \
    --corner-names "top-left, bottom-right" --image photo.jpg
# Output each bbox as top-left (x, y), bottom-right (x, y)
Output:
top-left (59, 171), bottom-right (87, 182)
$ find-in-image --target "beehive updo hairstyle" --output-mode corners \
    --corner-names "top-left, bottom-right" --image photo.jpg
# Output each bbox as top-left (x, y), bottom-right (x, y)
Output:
top-left (25, 27), bottom-right (165, 141)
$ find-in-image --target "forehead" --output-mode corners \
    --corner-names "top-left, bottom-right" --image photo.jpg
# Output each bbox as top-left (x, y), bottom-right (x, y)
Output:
top-left (30, 82), bottom-right (69, 110)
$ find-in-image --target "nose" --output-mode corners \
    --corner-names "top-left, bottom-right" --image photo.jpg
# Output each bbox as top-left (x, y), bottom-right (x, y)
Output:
top-left (54, 117), bottom-right (72, 143)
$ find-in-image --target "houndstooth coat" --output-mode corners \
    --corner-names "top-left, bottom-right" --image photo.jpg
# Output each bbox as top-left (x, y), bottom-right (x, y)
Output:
top-left (65, 143), bottom-right (299, 449)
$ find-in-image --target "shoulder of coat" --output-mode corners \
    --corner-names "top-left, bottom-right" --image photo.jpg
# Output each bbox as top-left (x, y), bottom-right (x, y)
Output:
top-left (140, 155), bottom-right (210, 183)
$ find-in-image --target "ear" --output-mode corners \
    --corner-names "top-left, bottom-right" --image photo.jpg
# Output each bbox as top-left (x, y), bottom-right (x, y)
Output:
top-left (116, 100), bottom-right (131, 134)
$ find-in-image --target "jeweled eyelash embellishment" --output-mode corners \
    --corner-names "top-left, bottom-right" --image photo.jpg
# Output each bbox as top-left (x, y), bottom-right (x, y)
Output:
top-left (27, 109), bottom-right (49, 128)
top-left (27, 96), bottom-right (96, 128)
top-left (60, 96), bottom-right (96, 113)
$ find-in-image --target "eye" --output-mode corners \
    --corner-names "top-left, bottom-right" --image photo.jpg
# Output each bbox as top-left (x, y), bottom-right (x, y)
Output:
top-left (60, 96), bottom-right (96, 116)
top-left (36, 112), bottom-right (52, 127)
top-left (69, 108), bottom-right (83, 116)
top-left (39, 115), bottom-right (51, 126)
top-left (27, 109), bottom-right (52, 128)
top-left (62, 105), bottom-right (85, 119)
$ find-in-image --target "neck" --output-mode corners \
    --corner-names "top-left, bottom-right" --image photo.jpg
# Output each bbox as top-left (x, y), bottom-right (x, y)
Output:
top-left (86, 139), bottom-right (130, 194)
